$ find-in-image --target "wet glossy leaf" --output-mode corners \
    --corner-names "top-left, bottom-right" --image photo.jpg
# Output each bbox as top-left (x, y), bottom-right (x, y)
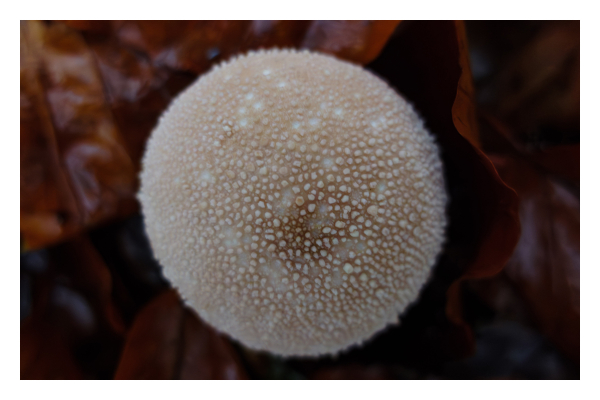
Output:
top-left (114, 289), bottom-right (247, 379)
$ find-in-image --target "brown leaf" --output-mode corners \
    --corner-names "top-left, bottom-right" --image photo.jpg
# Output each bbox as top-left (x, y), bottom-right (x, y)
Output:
top-left (301, 20), bottom-right (400, 65)
top-left (21, 235), bottom-right (125, 379)
top-left (453, 21), bottom-right (480, 148)
top-left (54, 236), bottom-right (127, 334)
top-left (481, 113), bottom-right (580, 190)
top-left (114, 289), bottom-right (247, 379)
top-left (20, 22), bottom-right (82, 249)
top-left (490, 153), bottom-right (580, 362)
top-left (114, 21), bottom-right (251, 74)
top-left (478, 21), bottom-right (580, 147)
top-left (443, 142), bottom-right (521, 344)
top-left (529, 145), bottom-right (580, 189)
top-left (241, 21), bottom-right (315, 50)
top-left (21, 20), bottom-right (400, 250)
top-left (21, 327), bottom-right (84, 379)
top-left (368, 20), bottom-right (521, 359)
top-left (20, 21), bottom-right (138, 249)
top-left (87, 40), bottom-right (193, 173)
top-left (111, 20), bottom-right (399, 73)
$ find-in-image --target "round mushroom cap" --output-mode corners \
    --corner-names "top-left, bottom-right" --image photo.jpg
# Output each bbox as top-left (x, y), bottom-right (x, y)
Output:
top-left (139, 49), bottom-right (447, 356)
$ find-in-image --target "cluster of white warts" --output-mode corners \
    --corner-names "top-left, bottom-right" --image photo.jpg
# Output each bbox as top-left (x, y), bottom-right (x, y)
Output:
top-left (140, 50), bottom-right (447, 356)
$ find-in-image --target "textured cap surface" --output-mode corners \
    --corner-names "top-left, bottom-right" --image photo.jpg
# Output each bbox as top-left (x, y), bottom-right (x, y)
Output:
top-left (139, 49), bottom-right (447, 356)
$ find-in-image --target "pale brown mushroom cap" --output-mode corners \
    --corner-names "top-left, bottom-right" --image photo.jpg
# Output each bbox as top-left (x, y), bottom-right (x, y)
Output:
top-left (139, 49), bottom-right (447, 356)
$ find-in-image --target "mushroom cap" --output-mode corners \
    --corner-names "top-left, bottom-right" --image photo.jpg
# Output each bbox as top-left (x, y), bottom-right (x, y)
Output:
top-left (139, 49), bottom-right (447, 356)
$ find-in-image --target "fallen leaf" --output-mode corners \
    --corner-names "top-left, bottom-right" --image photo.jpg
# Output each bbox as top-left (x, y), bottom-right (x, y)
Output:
top-left (20, 21), bottom-right (138, 250)
top-left (528, 145), bottom-right (580, 190)
top-left (21, 20), bottom-right (400, 250)
top-left (21, 236), bottom-right (125, 379)
top-left (482, 113), bottom-right (580, 191)
top-left (475, 21), bottom-right (580, 147)
top-left (20, 22), bottom-right (82, 248)
top-left (490, 152), bottom-right (580, 362)
top-left (369, 20), bottom-right (520, 359)
top-left (87, 214), bottom-right (171, 325)
top-left (301, 20), bottom-right (400, 64)
top-left (442, 321), bottom-right (578, 379)
top-left (21, 327), bottom-right (84, 379)
top-left (114, 289), bottom-right (247, 379)
top-left (453, 21), bottom-right (481, 148)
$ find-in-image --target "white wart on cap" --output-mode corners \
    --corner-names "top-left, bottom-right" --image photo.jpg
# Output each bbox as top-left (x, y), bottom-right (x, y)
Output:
top-left (139, 49), bottom-right (447, 356)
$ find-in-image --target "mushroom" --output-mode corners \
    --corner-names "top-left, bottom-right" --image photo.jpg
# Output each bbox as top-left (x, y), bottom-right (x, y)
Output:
top-left (139, 49), bottom-right (447, 356)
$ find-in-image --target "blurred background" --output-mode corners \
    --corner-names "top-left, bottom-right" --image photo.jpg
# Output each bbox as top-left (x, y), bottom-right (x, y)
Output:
top-left (20, 20), bottom-right (579, 379)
